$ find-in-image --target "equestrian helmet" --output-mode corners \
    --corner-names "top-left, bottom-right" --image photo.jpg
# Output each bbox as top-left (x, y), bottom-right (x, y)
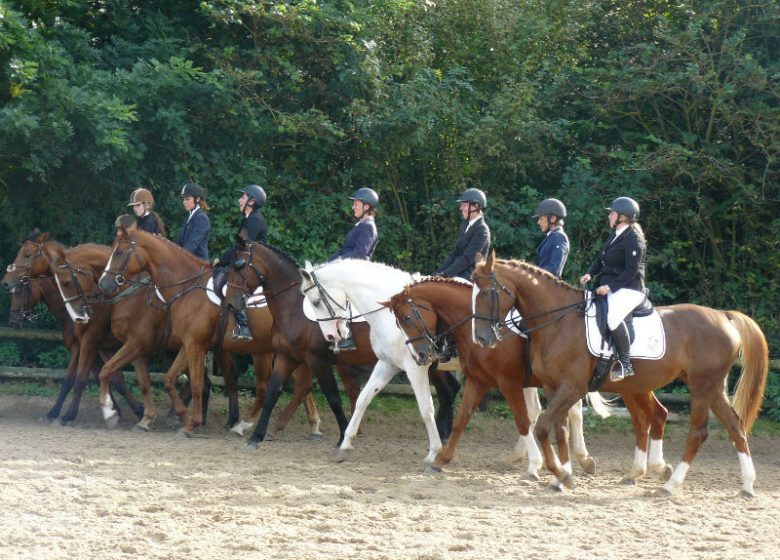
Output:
top-left (456, 188), bottom-right (487, 209)
top-left (180, 182), bottom-right (206, 199)
top-left (237, 184), bottom-right (267, 207)
top-left (607, 196), bottom-right (640, 221)
top-left (533, 198), bottom-right (567, 219)
top-left (349, 187), bottom-right (379, 208)
top-left (127, 188), bottom-right (154, 207)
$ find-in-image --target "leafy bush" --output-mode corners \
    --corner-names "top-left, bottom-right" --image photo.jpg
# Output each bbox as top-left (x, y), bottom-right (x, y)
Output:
top-left (0, 342), bottom-right (22, 367)
top-left (764, 371), bottom-right (780, 423)
top-left (36, 346), bottom-right (70, 369)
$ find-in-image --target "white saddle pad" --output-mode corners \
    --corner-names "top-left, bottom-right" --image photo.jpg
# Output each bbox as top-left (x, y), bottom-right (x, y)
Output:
top-left (302, 298), bottom-right (366, 323)
top-left (205, 277), bottom-right (267, 308)
top-left (584, 292), bottom-right (666, 360)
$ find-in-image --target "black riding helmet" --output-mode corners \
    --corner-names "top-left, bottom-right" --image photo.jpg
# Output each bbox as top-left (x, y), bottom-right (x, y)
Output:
top-left (456, 188), bottom-right (487, 209)
top-left (533, 198), bottom-right (567, 219)
top-left (349, 187), bottom-right (379, 208)
top-left (180, 182), bottom-right (206, 199)
top-left (237, 184), bottom-right (267, 208)
top-left (607, 197), bottom-right (640, 221)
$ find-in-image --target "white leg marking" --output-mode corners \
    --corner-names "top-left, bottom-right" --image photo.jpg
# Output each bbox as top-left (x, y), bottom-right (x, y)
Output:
top-left (230, 420), bottom-right (254, 437)
top-left (648, 439), bottom-right (666, 473)
top-left (738, 452), bottom-right (756, 496)
top-left (662, 461), bottom-right (690, 494)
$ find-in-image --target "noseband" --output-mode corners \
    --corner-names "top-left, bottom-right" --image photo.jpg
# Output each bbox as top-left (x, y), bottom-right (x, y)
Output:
top-left (472, 271), bottom-right (514, 342)
top-left (301, 269), bottom-right (349, 322)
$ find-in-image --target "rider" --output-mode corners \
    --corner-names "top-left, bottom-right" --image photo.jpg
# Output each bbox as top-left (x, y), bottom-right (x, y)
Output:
top-left (433, 187), bottom-right (491, 361)
top-left (579, 196), bottom-right (646, 381)
top-left (327, 187), bottom-right (379, 351)
top-left (533, 197), bottom-right (569, 278)
top-left (127, 188), bottom-right (166, 236)
top-left (214, 184), bottom-right (269, 341)
top-left (176, 182), bottom-right (211, 261)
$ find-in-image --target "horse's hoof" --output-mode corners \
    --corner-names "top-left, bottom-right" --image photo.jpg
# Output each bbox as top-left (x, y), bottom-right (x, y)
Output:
top-left (425, 465), bottom-right (443, 474)
top-left (177, 428), bottom-right (192, 438)
top-left (581, 457), bottom-right (597, 475)
top-left (661, 464), bottom-right (673, 482)
top-left (308, 433), bottom-right (324, 442)
top-left (244, 440), bottom-right (259, 451)
top-left (561, 473), bottom-right (575, 489)
top-left (335, 448), bottom-right (352, 463)
top-left (132, 423), bottom-right (150, 433)
top-left (105, 415), bottom-right (120, 430)
top-left (621, 477), bottom-right (637, 486)
top-left (653, 487), bottom-right (672, 498)
top-left (57, 418), bottom-right (70, 427)
top-left (547, 482), bottom-right (564, 492)
top-left (740, 489), bottom-right (756, 499)
top-left (526, 472), bottom-right (541, 482)
top-left (40, 415), bottom-right (55, 423)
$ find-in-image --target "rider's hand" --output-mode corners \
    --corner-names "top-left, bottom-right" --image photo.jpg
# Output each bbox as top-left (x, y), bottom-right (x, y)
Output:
top-left (579, 273), bottom-right (591, 285)
top-left (212, 258), bottom-right (219, 266)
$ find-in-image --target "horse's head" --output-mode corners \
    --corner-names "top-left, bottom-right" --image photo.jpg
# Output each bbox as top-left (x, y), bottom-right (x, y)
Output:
top-left (384, 287), bottom-right (438, 366)
top-left (229, 235), bottom-right (268, 292)
top-left (99, 217), bottom-right (142, 296)
top-left (471, 251), bottom-right (516, 348)
top-left (8, 275), bottom-right (50, 328)
top-left (46, 244), bottom-right (95, 324)
top-left (2, 230), bottom-right (51, 291)
top-left (299, 261), bottom-right (351, 344)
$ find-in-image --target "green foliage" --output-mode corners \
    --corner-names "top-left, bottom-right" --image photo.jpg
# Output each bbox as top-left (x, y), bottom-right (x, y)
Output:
top-left (0, 0), bottom-right (778, 355)
top-left (764, 371), bottom-right (780, 423)
top-left (36, 345), bottom-right (70, 369)
top-left (0, 341), bottom-right (21, 367)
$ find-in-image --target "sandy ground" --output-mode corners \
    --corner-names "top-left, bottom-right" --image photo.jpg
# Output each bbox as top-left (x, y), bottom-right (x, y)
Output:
top-left (0, 391), bottom-right (778, 560)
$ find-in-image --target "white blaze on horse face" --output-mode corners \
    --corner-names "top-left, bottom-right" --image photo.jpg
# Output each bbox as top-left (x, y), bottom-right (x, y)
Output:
top-left (471, 283), bottom-right (480, 344)
top-left (54, 273), bottom-right (89, 323)
top-left (98, 249), bottom-right (114, 285)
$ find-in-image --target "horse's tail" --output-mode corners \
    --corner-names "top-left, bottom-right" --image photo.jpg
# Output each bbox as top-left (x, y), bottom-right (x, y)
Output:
top-left (726, 310), bottom-right (769, 434)
top-left (586, 391), bottom-right (615, 419)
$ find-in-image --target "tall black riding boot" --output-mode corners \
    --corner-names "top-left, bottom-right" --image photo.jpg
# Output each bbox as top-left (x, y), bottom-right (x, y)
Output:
top-left (232, 305), bottom-right (252, 341)
top-left (609, 321), bottom-right (634, 381)
top-left (438, 334), bottom-right (458, 363)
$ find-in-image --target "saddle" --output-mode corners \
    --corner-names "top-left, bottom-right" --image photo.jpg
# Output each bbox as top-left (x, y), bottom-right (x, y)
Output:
top-left (585, 291), bottom-right (665, 361)
top-left (206, 269), bottom-right (267, 308)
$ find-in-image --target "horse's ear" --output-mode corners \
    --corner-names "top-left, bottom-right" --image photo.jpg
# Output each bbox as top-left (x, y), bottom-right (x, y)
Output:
top-left (378, 299), bottom-right (392, 309)
top-left (304, 260), bottom-right (314, 273)
top-left (299, 267), bottom-right (313, 284)
top-left (484, 249), bottom-right (495, 272)
top-left (39, 231), bottom-right (50, 242)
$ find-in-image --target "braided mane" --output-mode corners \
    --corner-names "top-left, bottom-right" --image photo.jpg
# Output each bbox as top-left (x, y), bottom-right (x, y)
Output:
top-left (403, 276), bottom-right (472, 294)
top-left (494, 258), bottom-right (582, 294)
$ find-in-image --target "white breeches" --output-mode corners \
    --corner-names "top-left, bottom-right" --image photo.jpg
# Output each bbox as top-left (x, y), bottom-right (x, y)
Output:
top-left (606, 288), bottom-right (645, 330)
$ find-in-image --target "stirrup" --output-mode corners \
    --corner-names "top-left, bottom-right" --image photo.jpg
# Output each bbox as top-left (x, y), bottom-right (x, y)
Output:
top-left (336, 337), bottom-right (357, 351)
top-left (609, 361), bottom-right (633, 382)
top-left (232, 326), bottom-right (252, 341)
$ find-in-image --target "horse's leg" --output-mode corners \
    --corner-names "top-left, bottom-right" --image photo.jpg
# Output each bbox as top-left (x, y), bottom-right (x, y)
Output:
top-left (44, 349), bottom-right (79, 421)
top-left (709, 392), bottom-right (756, 498)
top-left (619, 393), bottom-right (652, 483)
top-left (181, 344), bottom-right (207, 434)
top-left (336, 360), bottom-right (400, 462)
top-left (552, 407), bottom-right (572, 488)
top-left (659, 394), bottom-right (712, 496)
top-left (96, 344), bottom-right (145, 428)
top-left (130, 357), bottom-right (157, 432)
top-left (495, 382), bottom-right (540, 480)
top-left (310, 356), bottom-right (349, 446)
top-left (645, 393), bottom-right (672, 480)
top-left (58, 336), bottom-right (100, 425)
top-left (162, 349), bottom-right (190, 431)
top-left (230, 353), bottom-right (271, 437)
top-left (214, 351), bottom-right (239, 430)
top-left (271, 363), bottom-right (319, 439)
top-left (566, 398), bottom-right (597, 475)
top-left (534, 383), bottom-right (583, 489)
top-left (430, 377), bottom-right (488, 471)
top-left (429, 369), bottom-right (461, 443)
top-left (246, 353), bottom-right (297, 448)
top-left (404, 363), bottom-right (443, 464)
top-left (98, 349), bottom-right (143, 420)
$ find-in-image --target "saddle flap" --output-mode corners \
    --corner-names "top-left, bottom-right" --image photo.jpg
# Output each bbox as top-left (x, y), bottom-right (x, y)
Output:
top-left (584, 292), bottom-right (666, 360)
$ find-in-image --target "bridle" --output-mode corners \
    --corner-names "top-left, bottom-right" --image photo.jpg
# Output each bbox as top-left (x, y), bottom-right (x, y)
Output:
top-left (5, 241), bottom-right (46, 288)
top-left (300, 267), bottom-right (386, 323)
top-left (472, 270), bottom-right (586, 341)
top-left (54, 260), bottom-right (103, 319)
top-left (231, 242), bottom-right (301, 303)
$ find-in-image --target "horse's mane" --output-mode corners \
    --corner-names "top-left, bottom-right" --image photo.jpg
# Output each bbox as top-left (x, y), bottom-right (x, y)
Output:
top-left (404, 276), bottom-right (472, 293)
top-left (314, 258), bottom-right (409, 278)
top-left (135, 230), bottom-right (211, 267)
top-left (254, 242), bottom-right (301, 269)
top-left (493, 259), bottom-right (582, 294)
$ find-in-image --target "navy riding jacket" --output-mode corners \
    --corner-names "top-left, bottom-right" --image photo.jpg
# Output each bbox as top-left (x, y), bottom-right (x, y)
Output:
top-left (536, 227), bottom-right (569, 278)
top-left (176, 207), bottom-right (211, 261)
top-left (137, 213), bottom-right (162, 235)
top-left (217, 208), bottom-right (268, 267)
top-left (329, 217), bottom-right (378, 261)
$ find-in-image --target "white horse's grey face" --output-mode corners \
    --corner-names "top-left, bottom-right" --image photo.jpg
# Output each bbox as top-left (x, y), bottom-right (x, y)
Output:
top-left (299, 266), bottom-right (351, 344)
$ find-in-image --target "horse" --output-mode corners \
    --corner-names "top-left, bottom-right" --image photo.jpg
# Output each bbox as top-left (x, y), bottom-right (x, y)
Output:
top-left (384, 277), bottom-right (628, 479)
top-left (6, 254), bottom-right (144, 419)
top-left (97, 223), bottom-right (361, 438)
top-left (3, 234), bottom-right (145, 424)
top-left (471, 252), bottom-right (768, 497)
top-left (227, 238), bottom-right (461, 449)
top-left (299, 259), bottom-right (483, 464)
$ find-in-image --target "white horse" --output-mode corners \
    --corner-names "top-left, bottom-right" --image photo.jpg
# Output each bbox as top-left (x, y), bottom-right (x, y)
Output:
top-left (299, 259), bottom-right (610, 478)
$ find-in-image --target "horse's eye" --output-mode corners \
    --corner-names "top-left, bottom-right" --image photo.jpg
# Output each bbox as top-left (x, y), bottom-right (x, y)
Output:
top-left (403, 314), bottom-right (412, 323)
top-left (6, 264), bottom-right (15, 272)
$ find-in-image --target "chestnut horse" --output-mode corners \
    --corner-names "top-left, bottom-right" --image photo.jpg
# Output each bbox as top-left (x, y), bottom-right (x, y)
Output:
top-left (97, 224), bottom-right (365, 437)
top-left (5, 250), bottom-right (143, 419)
top-left (472, 253), bottom-right (768, 497)
top-left (2, 233), bottom-right (144, 423)
top-left (227, 238), bottom-right (461, 449)
top-left (385, 278), bottom-right (629, 478)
